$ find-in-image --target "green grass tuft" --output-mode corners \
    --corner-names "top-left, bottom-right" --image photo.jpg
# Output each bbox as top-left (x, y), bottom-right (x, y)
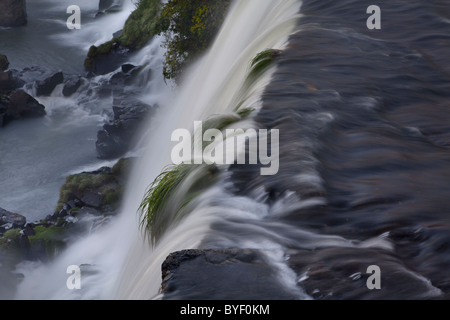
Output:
top-left (248, 49), bottom-right (282, 81)
top-left (138, 163), bottom-right (221, 244)
top-left (139, 164), bottom-right (193, 232)
top-left (138, 108), bottom-right (258, 243)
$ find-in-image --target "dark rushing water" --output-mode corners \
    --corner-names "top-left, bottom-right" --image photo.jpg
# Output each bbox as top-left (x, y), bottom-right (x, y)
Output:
top-left (199, 0), bottom-right (450, 299)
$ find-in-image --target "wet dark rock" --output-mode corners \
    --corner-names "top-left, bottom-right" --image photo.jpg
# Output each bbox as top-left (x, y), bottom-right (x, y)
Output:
top-left (85, 42), bottom-right (131, 76)
top-left (80, 191), bottom-right (104, 209)
top-left (12, 66), bottom-right (48, 86)
top-left (57, 158), bottom-right (133, 214)
top-left (0, 60), bottom-right (49, 127)
top-left (35, 71), bottom-right (64, 96)
top-left (22, 224), bottom-right (35, 237)
top-left (0, 54), bottom-right (9, 71)
top-left (121, 64), bottom-right (136, 74)
top-left (0, 207), bottom-right (26, 230)
top-left (106, 65), bottom-right (141, 91)
top-left (0, 67), bottom-right (24, 94)
top-left (0, 110), bottom-right (5, 127)
top-left (0, 71), bottom-right (15, 93)
top-left (96, 99), bottom-right (154, 159)
top-left (0, 0), bottom-right (27, 27)
top-left (62, 76), bottom-right (83, 97)
top-left (0, 90), bottom-right (46, 127)
top-left (99, 0), bottom-right (114, 11)
top-left (96, 130), bottom-right (124, 159)
top-left (113, 29), bottom-right (123, 38)
top-left (161, 249), bottom-right (300, 300)
top-left (77, 207), bottom-right (102, 217)
top-left (0, 158), bottom-right (133, 269)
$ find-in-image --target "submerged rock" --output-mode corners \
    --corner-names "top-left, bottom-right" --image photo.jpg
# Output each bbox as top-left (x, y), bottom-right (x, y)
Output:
top-left (0, 0), bottom-right (27, 28)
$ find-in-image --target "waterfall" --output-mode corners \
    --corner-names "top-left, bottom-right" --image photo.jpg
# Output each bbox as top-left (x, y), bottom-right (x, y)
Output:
top-left (113, 0), bottom-right (302, 300)
top-left (14, 0), bottom-right (302, 300)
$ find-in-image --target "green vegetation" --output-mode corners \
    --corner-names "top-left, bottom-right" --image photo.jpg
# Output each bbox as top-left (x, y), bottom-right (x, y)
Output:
top-left (247, 49), bottom-right (282, 82)
top-left (28, 225), bottom-right (64, 242)
top-left (0, 224), bottom-right (68, 261)
top-left (139, 164), bottom-right (192, 238)
top-left (139, 108), bottom-right (262, 243)
top-left (2, 228), bottom-right (21, 240)
top-left (139, 163), bottom-right (220, 243)
top-left (119, 0), bottom-right (164, 49)
top-left (157, 0), bottom-right (232, 80)
top-left (84, 39), bottom-right (116, 70)
top-left (56, 158), bottom-right (133, 211)
top-left (0, 228), bottom-right (23, 259)
top-left (28, 225), bottom-right (66, 259)
top-left (57, 173), bottom-right (116, 211)
top-left (111, 157), bottom-right (133, 179)
top-left (85, 0), bottom-right (232, 80)
top-left (0, 229), bottom-right (21, 249)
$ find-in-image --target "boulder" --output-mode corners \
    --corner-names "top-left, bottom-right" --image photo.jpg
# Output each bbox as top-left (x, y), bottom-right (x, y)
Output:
top-left (62, 76), bottom-right (82, 97)
top-left (3, 89), bottom-right (46, 122)
top-left (121, 64), bottom-right (136, 74)
top-left (0, 90), bottom-right (46, 126)
top-left (35, 71), bottom-right (64, 96)
top-left (96, 130), bottom-right (124, 159)
top-left (0, 54), bottom-right (9, 71)
top-left (80, 191), bottom-right (104, 209)
top-left (96, 99), bottom-right (154, 159)
top-left (0, 0), bottom-right (27, 27)
top-left (56, 159), bottom-right (133, 214)
top-left (0, 107), bottom-right (6, 127)
top-left (161, 249), bottom-right (300, 300)
top-left (99, 0), bottom-right (114, 11)
top-left (0, 71), bottom-right (15, 93)
top-left (84, 41), bottom-right (131, 76)
top-left (0, 207), bottom-right (26, 229)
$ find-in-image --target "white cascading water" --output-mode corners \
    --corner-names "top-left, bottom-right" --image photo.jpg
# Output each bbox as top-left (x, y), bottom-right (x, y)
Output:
top-left (14, 0), bottom-right (302, 299)
top-left (51, 0), bottom-right (137, 51)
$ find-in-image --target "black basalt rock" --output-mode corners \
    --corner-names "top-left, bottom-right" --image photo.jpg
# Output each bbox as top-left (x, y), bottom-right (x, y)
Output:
top-left (35, 71), bottom-right (64, 96)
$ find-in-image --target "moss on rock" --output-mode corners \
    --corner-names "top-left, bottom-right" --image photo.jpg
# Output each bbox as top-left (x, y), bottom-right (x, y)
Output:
top-left (56, 158), bottom-right (134, 212)
top-left (118, 0), bottom-right (164, 49)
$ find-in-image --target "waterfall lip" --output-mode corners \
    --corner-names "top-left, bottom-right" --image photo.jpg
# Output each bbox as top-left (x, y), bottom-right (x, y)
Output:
top-left (112, 0), bottom-right (304, 300)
